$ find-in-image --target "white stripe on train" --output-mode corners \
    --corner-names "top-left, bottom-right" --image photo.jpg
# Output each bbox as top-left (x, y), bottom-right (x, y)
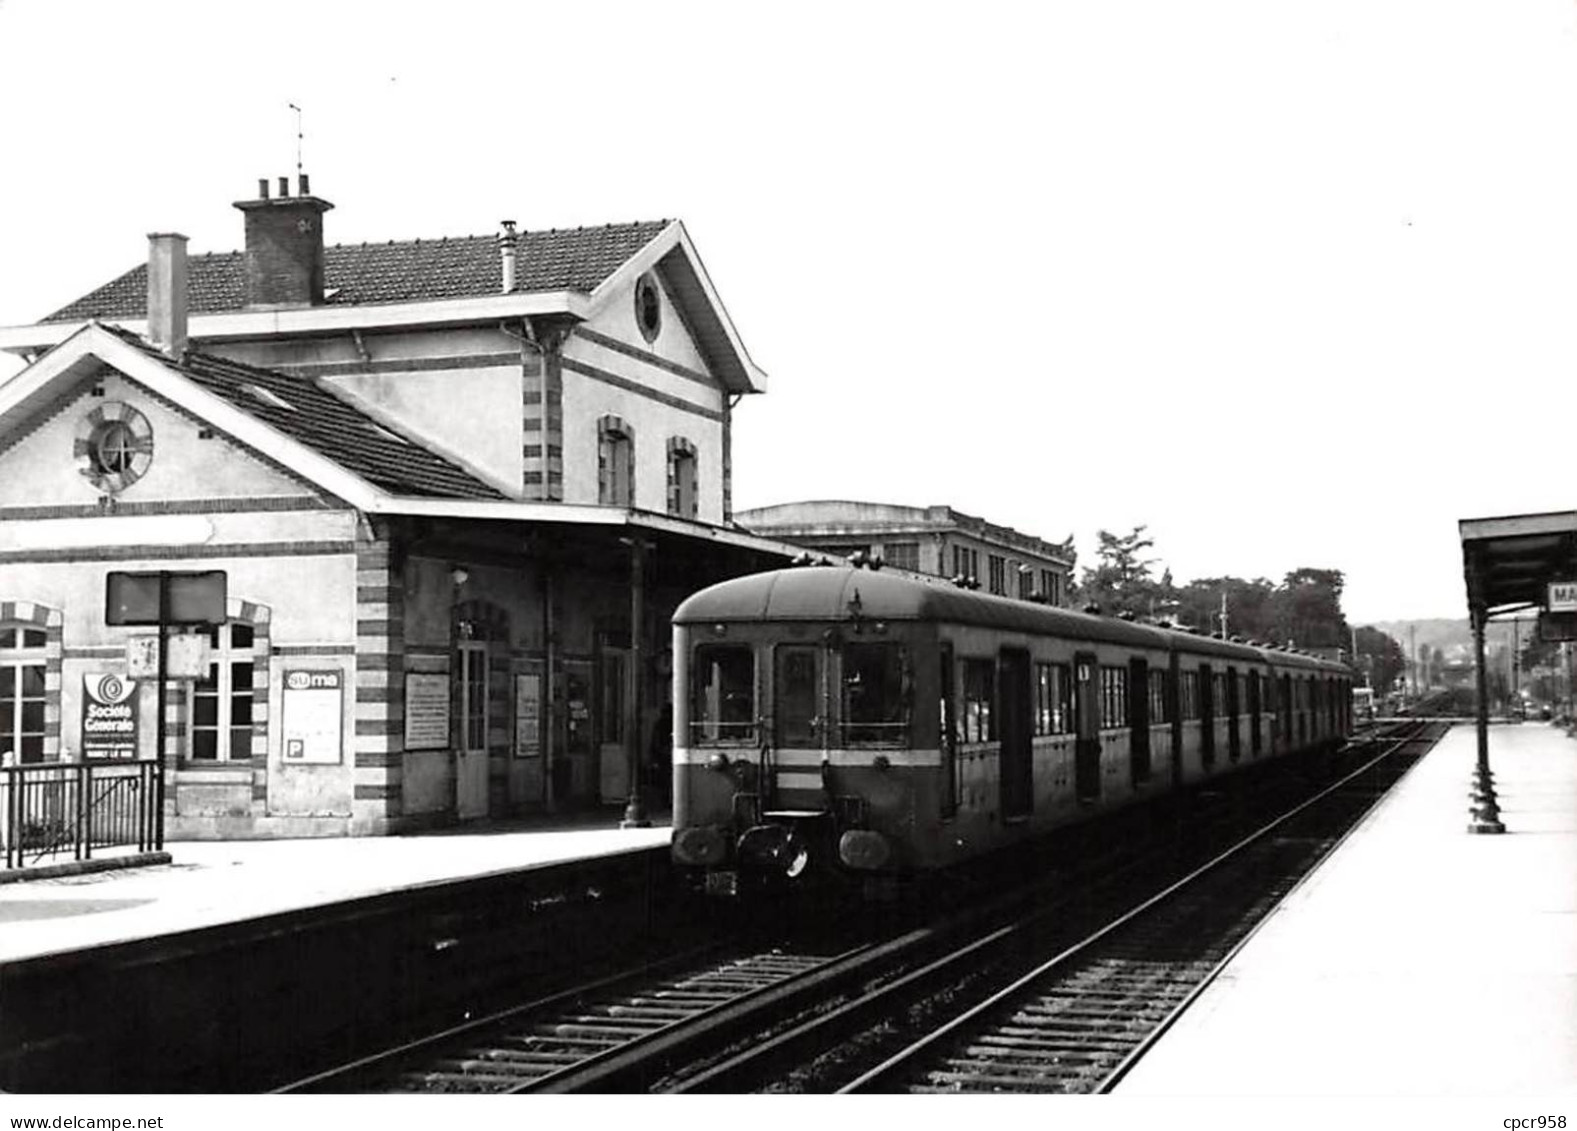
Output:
top-left (673, 746), bottom-right (944, 768)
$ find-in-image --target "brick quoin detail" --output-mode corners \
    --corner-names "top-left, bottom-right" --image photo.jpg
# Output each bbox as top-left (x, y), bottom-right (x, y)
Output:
top-left (355, 536), bottom-right (405, 821)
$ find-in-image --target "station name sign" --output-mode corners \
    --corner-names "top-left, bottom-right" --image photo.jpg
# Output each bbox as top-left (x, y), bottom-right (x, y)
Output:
top-left (1548, 580), bottom-right (1577, 613)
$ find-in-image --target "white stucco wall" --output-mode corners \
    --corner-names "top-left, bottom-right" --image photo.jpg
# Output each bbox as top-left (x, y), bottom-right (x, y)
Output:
top-left (0, 371), bottom-right (314, 508)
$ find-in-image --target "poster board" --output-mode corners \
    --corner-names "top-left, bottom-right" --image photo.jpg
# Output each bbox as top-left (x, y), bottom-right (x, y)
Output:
top-left (514, 672), bottom-right (541, 758)
top-left (405, 673), bottom-right (451, 750)
top-left (81, 673), bottom-right (138, 760)
top-left (282, 669), bottom-right (343, 765)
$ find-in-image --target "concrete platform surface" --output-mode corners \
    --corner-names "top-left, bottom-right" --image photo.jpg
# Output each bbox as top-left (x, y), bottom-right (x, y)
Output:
top-left (1117, 721), bottom-right (1577, 1096)
top-left (0, 810), bottom-right (671, 964)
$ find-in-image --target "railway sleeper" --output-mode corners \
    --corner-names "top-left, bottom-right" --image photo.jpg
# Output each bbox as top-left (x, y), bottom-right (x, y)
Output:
top-left (972, 1034), bottom-right (1138, 1054)
top-left (918, 1069), bottom-right (1087, 1092)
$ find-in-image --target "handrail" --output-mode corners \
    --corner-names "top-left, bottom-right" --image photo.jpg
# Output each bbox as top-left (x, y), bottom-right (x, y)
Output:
top-left (1, 758), bottom-right (162, 869)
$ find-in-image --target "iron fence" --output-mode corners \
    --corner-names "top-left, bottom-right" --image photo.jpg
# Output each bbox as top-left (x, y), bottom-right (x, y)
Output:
top-left (1, 759), bottom-right (163, 870)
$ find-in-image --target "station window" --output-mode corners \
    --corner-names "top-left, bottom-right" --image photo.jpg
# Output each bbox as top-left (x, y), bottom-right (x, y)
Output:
top-left (841, 643), bottom-right (909, 746)
top-left (1100, 666), bottom-right (1128, 729)
top-left (600, 651), bottom-right (625, 746)
top-left (951, 546), bottom-right (979, 585)
top-left (1149, 669), bottom-right (1170, 724)
top-left (667, 438), bottom-right (698, 519)
top-left (988, 555), bottom-right (1006, 595)
top-left (1035, 661), bottom-right (1072, 735)
top-left (190, 623), bottom-right (255, 762)
top-left (0, 626), bottom-right (47, 765)
top-left (1018, 566), bottom-right (1034, 600)
top-left (691, 644), bottom-right (754, 743)
top-left (961, 659), bottom-right (994, 743)
top-left (597, 417), bottom-right (635, 507)
top-left (884, 542), bottom-right (919, 572)
top-left (458, 641), bottom-right (488, 752)
top-left (1039, 570), bottom-right (1060, 605)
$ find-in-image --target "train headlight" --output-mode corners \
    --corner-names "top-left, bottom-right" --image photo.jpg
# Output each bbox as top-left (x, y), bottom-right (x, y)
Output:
top-left (672, 825), bottom-right (728, 866)
top-left (839, 829), bottom-right (892, 871)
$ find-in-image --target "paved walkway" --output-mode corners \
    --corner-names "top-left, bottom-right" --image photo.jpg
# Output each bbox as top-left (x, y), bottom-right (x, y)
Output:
top-left (0, 810), bottom-right (671, 964)
top-left (1117, 721), bottom-right (1577, 1096)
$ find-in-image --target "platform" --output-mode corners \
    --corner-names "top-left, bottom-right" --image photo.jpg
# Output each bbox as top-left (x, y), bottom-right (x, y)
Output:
top-left (1117, 721), bottom-right (1577, 1096)
top-left (0, 809), bottom-right (671, 965)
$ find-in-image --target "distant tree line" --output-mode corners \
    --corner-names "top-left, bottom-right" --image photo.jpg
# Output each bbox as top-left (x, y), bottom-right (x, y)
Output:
top-left (1070, 525), bottom-right (1406, 685)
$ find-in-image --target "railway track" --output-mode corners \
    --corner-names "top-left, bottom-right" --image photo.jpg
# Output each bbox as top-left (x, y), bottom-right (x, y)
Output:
top-left (278, 721), bottom-right (1445, 1094)
top-left (668, 719), bottom-right (1446, 1093)
top-left (838, 719), bottom-right (1448, 1093)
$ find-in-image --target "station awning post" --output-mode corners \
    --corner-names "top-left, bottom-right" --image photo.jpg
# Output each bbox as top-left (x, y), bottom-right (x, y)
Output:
top-left (1468, 600), bottom-right (1505, 835)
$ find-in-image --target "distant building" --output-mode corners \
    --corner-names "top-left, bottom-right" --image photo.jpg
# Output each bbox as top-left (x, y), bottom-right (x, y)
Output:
top-left (733, 501), bottom-right (1074, 605)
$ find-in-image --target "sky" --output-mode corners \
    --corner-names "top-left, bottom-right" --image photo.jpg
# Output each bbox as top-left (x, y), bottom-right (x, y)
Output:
top-left (1, 0), bottom-right (1574, 625)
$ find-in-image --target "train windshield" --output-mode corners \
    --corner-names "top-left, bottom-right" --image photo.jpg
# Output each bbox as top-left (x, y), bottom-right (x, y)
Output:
top-left (841, 642), bottom-right (910, 746)
top-left (691, 644), bottom-right (755, 743)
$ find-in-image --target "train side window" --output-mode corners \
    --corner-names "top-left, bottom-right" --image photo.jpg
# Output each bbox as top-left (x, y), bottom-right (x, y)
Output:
top-left (691, 644), bottom-right (755, 744)
top-left (962, 659), bottom-right (994, 743)
top-left (1034, 661), bottom-right (1072, 735)
top-left (1149, 669), bottom-right (1170, 723)
top-left (842, 642), bottom-right (910, 746)
top-left (1100, 665), bottom-right (1128, 729)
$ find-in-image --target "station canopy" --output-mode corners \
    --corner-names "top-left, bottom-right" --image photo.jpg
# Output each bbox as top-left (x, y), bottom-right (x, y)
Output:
top-left (1458, 509), bottom-right (1577, 616)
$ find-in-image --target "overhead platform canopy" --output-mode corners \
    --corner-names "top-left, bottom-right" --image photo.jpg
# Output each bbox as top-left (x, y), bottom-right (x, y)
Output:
top-left (1459, 509), bottom-right (1577, 616)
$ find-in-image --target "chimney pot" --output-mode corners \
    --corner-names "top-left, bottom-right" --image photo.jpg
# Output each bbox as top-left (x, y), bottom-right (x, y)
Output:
top-left (499, 220), bottom-right (519, 294)
top-left (299, 172), bottom-right (311, 195)
top-left (146, 232), bottom-right (189, 358)
top-left (257, 178), bottom-right (270, 200)
top-left (278, 176), bottom-right (289, 198)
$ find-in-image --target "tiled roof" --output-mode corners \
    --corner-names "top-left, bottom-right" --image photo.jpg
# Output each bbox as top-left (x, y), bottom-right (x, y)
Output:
top-left (102, 325), bottom-right (504, 500)
top-left (45, 221), bottom-right (669, 322)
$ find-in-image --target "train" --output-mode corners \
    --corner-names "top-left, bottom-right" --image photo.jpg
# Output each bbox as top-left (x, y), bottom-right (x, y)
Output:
top-left (669, 562), bottom-right (1354, 893)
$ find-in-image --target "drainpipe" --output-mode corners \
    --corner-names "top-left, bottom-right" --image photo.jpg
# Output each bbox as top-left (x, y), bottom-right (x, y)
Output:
top-left (543, 568), bottom-right (557, 811)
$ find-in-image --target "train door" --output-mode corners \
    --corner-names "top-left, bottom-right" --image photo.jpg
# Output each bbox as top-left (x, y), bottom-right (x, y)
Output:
top-left (1199, 663), bottom-right (1215, 767)
top-left (1074, 652), bottom-right (1101, 802)
top-left (1248, 670), bottom-right (1263, 755)
top-left (939, 642), bottom-right (957, 818)
top-left (775, 645), bottom-right (822, 749)
top-left (1169, 653), bottom-right (1183, 783)
top-left (998, 648), bottom-right (1033, 819)
top-left (1226, 666), bottom-right (1241, 762)
top-left (1280, 674), bottom-right (1292, 749)
top-left (1128, 656), bottom-right (1150, 785)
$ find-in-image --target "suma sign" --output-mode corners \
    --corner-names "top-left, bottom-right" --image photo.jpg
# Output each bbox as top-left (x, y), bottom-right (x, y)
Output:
top-left (1548, 580), bottom-right (1577, 613)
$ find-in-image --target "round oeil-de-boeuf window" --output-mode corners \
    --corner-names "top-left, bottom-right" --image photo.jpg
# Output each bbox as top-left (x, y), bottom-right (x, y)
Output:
top-left (634, 273), bottom-right (662, 343)
top-left (75, 401), bottom-right (153, 493)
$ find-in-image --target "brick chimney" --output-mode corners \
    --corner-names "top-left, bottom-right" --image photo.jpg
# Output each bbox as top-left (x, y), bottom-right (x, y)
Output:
top-left (232, 174), bottom-right (334, 307)
top-left (146, 232), bottom-right (188, 356)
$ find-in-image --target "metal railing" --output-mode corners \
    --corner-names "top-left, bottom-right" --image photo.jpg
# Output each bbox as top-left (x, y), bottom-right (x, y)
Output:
top-left (1, 759), bottom-right (163, 870)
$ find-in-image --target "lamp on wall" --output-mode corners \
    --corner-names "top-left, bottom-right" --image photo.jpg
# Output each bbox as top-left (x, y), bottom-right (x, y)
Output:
top-left (450, 566), bottom-right (470, 588)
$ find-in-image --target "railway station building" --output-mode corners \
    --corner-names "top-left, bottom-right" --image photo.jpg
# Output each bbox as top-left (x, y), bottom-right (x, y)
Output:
top-left (0, 177), bottom-right (799, 839)
top-left (734, 500), bottom-right (1075, 605)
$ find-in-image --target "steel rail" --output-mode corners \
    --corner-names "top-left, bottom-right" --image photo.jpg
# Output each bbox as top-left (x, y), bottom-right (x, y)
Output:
top-left (837, 720), bottom-right (1443, 1093)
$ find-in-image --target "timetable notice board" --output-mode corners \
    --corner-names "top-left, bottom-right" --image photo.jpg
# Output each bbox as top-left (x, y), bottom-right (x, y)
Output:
top-left (282, 669), bottom-right (344, 764)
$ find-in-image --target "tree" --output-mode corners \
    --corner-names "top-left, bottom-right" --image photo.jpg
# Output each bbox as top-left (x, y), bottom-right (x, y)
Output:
top-left (1173, 576), bottom-right (1277, 639)
top-left (1077, 526), bottom-right (1166, 619)
top-left (1268, 568), bottom-right (1349, 650)
top-left (1354, 626), bottom-right (1405, 691)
